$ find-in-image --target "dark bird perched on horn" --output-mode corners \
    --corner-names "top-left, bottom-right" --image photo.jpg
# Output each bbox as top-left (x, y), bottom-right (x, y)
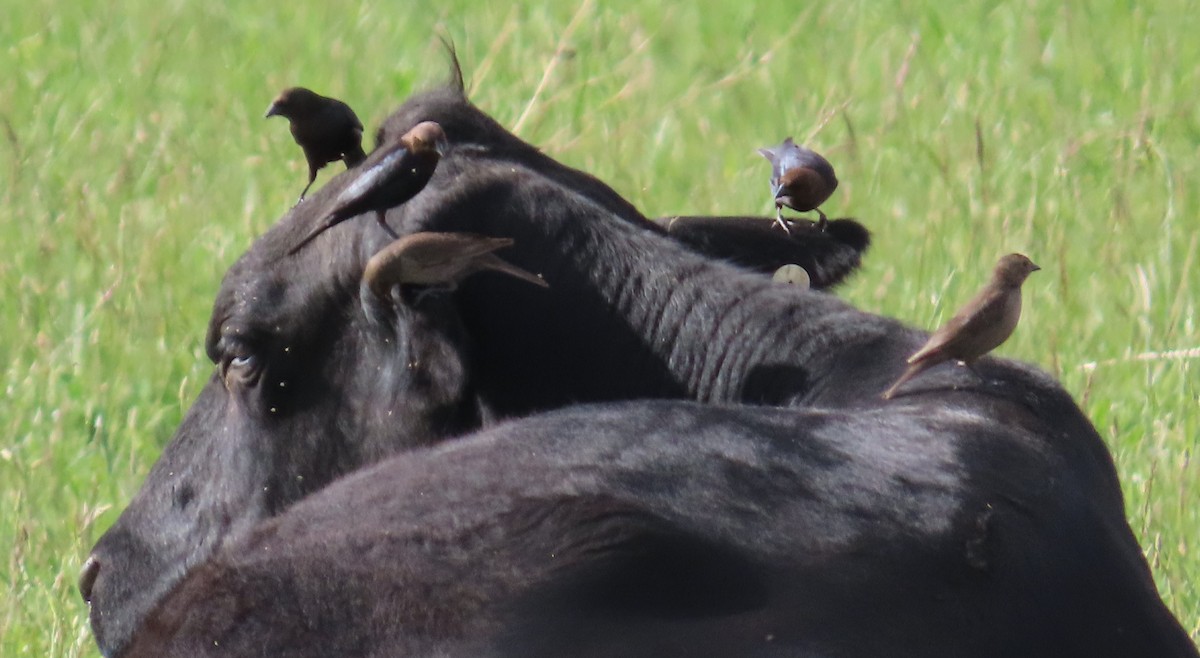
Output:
top-left (758, 137), bottom-right (839, 234)
top-left (882, 253), bottom-right (1040, 400)
top-left (288, 121), bottom-right (448, 255)
top-left (363, 232), bottom-right (549, 301)
top-left (265, 87), bottom-right (368, 202)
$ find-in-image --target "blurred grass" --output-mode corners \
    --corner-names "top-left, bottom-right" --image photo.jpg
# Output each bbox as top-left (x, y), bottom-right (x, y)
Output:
top-left (1, 0), bottom-right (1197, 653)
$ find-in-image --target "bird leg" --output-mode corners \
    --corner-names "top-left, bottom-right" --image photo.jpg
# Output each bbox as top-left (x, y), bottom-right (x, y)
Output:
top-left (375, 211), bottom-right (400, 240)
top-left (773, 206), bottom-right (792, 235)
top-left (297, 173), bottom-right (317, 204)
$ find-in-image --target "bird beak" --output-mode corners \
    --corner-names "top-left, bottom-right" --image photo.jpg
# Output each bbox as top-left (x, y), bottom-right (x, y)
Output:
top-left (264, 102), bottom-right (281, 119)
top-left (434, 137), bottom-right (450, 157)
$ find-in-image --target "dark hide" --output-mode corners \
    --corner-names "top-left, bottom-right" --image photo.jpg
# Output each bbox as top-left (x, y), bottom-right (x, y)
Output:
top-left (96, 72), bottom-right (1194, 655)
top-left (127, 397), bottom-right (1197, 657)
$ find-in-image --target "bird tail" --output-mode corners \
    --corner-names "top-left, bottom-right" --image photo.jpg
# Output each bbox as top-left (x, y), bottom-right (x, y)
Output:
top-left (287, 214), bottom-right (348, 255)
top-left (881, 363), bottom-right (922, 400)
top-left (344, 144), bottom-right (367, 168)
top-left (478, 254), bottom-right (550, 289)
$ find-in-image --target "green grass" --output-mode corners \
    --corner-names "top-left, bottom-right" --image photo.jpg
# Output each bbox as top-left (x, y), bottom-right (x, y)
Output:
top-left (2, 0), bottom-right (1197, 653)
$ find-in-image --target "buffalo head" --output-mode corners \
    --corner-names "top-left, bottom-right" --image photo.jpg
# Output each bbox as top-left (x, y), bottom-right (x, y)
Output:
top-left (81, 189), bottom-right (499, 654)
top-left (83, 66), bottom-right (874, 655)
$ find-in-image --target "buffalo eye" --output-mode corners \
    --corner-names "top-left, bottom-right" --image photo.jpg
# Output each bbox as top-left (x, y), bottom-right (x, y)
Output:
top-left (220, 351), bottom-right (262, 391)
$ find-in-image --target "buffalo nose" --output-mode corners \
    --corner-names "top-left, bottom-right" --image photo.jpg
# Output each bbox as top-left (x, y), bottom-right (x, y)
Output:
top-left (79, 555), bottom-right (100, 603)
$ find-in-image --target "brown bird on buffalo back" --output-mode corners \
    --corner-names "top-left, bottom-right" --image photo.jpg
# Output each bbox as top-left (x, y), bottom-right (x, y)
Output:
top-left (288, 121), bottom-right (447, 255)
top-left (758, 137), bottom-right (839, 233)
top-left (363, 232), bottom-right (549, 301)
top-left (881, 253), bottom-right (1040, 400)
top-left (265, 87), bottom-right (368, 201)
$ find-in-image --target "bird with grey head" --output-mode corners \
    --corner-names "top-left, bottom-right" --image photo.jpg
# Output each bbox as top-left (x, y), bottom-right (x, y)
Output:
top-left (758, 137), bottom-right (839, 234)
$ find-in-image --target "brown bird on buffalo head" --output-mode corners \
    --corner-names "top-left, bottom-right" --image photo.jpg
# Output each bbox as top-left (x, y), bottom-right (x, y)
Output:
top-left (758, 137), bottom-right (839, 234)
top-left (265, 87), bottom-right (368, 202)
top-left (288, 121), bottom-right (448, 255)
top-left (363, 232), bottom-right (549, 301)
top-left (881, 253), bottom-right (1040, 400)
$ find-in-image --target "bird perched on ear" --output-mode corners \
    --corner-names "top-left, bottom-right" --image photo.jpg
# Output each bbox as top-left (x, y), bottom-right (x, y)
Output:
top-left (265, 87), bottom-right (368, 201)
top-left (758, 137), bottom-right (839, 234)
top-left (363, 232), bottom-right (549, 300)
top-left (882, 253), bottom-right (1040, 400)
top-left (288, 121), bottom-right (448, 255)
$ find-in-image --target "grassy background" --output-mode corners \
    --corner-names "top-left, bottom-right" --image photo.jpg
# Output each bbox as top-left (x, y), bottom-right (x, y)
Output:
top-left (2, 0), bottom-right (1197, 653)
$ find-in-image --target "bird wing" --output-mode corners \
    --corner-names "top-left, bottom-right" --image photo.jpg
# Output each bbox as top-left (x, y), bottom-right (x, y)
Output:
top-left (474, 253), bottom-right (550, 288)
top-left (775, 140), bottom-right (806, 173)
top-left (759, 148), bottom-right (783, 189)
top-left (335, 147), bottom-right (407, 206)
top-left (404, 235), bottom-right (514, 269)
top-left (327, 98), bottom-right (364, 131)
top-left (908, 286), bottom-right (1007, 364)
top-left (757, 146), bottom-right (778, 162)
top-left (759, 141), bottom-right (795, 186)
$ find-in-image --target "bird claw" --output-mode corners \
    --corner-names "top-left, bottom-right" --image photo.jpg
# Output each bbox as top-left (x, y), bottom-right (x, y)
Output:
top-left (297, 178), bottom-right (316, 204)
top-left (773, 209), bottom-right (792, 235)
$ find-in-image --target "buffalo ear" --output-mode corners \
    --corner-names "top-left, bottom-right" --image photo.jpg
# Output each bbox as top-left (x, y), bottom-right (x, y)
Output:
top-left (656, 215), bottom-right (870, 289)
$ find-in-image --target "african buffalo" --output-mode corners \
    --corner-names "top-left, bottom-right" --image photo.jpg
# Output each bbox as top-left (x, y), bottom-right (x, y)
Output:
top-left (82, 74), bottom-right (871, 657)
top-left (93, 61), bottom-right (1198, 655)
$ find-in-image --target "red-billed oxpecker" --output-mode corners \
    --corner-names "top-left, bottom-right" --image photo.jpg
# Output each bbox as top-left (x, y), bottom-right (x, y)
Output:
top-left (758, 137), bottom-right (839, 234)
top-left (882, 253), bottom-right (1040, 399)
top-left (265, 87), bottom-right (368, 202)
top-left (288, 121), bottom-right (448, 255)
